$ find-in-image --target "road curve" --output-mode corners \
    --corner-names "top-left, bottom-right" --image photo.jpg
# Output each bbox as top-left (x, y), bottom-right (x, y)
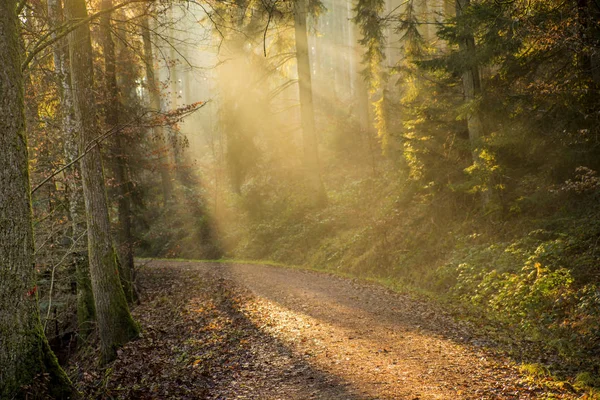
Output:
top-left (189, 261), bottom-right (560, 399)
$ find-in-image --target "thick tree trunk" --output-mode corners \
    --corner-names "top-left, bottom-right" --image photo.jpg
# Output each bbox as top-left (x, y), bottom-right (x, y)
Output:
top-left (0, 2), bottom-right (72, 397)
top-left (141, 16), bottom-right (173, 206)
top-left (100, 0), bottom-right (137, 303)
top-left (294, 0), bottom-right (327, 206)
top-left (48, 0), bottom-right (96, 339)
top-left (64, 0), bottom-right (139, 363)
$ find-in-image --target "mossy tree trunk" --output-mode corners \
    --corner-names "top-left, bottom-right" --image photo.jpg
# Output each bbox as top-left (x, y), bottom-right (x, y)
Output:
top-left (64, 0), bottom-right (139, 363)
top-left (47, 0), bottom-right (96, 340)
top-left (100, 0), bottom-right (137, 304)
top-left (294, 0), bottom-right (327, 206)
top-left (0, 1), bottom-right (72, 397)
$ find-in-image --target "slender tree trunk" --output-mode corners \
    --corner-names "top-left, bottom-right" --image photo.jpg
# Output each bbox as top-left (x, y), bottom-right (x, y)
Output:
top-left (141, 16), bottom-right (173, 206)
top-left (0, 2), bottom-right (72, 397)
top-left (48, 0), bottom-right (95, 340)
top-left (455, 0), bottom-right (484, 163)
top-left (64, 0), bottom-right (139, 363)
top-left (455, 0), bottom-right (489, 205)
top-left (168, 6), bottom-right (187, 183)
top-left (294, 0), bottom-right (327, 206)
top-left (100, 0), bottom-right (137, 303)
top-left (352, 19), bottom-right (377, 174)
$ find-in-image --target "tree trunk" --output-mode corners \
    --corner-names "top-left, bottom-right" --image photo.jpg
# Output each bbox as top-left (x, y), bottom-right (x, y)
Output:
top-left (48, 0), bottom-right (96, 340)
top-left (0, 1), bottom-right (72, 397)
top-left (455, 0), bottom-right (489, 205)
top-left (352, 18), bottom-right (377, 175)
top-left (294, 0), bottom-right (327, 206)
top-left (455, 0), bottom-right (484, 163)
top-left (168, 6), bottom-right (188, 184)
top-left (141, 15), bottom-right (173, 206)
top-left (64, 0), bottom-right (139, 363)
top-left (100, 0), bottom-right (137, 303)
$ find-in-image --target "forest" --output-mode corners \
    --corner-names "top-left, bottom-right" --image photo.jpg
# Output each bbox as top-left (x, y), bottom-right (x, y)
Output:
top-left (1, 0), bottom-right (599, 398)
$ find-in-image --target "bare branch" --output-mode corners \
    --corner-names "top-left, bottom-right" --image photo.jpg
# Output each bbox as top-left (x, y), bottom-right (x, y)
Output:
top-left (22, 0), bottom-right (150, 71)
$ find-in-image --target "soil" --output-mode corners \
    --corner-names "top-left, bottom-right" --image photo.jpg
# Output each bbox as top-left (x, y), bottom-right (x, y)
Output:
top-left (71, 260), bottom-right (577, 399)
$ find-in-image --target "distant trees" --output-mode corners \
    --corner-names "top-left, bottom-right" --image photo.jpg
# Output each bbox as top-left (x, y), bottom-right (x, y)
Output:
top-left (294, 0), bottom-right (327, 205)
top-left (141, 14), bottom-right (174, 205)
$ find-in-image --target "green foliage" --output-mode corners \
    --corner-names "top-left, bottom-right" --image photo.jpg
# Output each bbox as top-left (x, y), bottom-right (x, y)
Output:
top-left (438, 211), bottom-right (600, 364)
top-left (353, 0), bottom-right (386, 88)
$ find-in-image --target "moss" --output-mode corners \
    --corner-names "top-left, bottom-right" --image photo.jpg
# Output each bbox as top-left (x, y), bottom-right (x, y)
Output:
top-left (39, 328), bottom-right (74, 399)
top-left (575, 372), bottom-right (599, 391)
top-left (98, 250), bottom-right (140, 364)
top-left (115, 251), bottom-right (136, 304)
top-left (75, 251), bottom-right (95, 340)
top-left (101, 297), bottom-right (139, 364)
top-left (5, 322), bottom-right (74, 399)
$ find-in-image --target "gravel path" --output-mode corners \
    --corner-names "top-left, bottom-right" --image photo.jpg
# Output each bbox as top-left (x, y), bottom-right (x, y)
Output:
top-left (217, 262), bottom-right (548, 399)
top-left (74, 260), bottom-right (575, 399)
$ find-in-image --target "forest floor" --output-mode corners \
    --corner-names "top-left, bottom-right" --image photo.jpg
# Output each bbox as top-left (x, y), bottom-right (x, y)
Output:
top-left (70, 260), bottom-right (579, 399)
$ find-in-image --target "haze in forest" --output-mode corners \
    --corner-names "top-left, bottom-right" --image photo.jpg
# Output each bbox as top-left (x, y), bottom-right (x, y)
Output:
top-left (1, 0), bottom-right (600, 397)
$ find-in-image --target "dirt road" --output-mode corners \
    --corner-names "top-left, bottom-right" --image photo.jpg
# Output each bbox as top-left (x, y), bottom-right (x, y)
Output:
top-left (216, 262), bottom-right (550, 399)
top-left (75, 260), bottom-right (573, 399)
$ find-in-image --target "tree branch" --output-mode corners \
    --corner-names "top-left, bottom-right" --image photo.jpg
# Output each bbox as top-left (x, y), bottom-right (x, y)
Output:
top-left (31, 113), bottom-right (147, 195)
top-left (22, 0), bottom-right (151, 71)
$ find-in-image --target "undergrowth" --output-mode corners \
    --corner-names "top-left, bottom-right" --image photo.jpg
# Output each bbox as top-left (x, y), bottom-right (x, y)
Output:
top-left (189, 158), bottom-right (600, 393)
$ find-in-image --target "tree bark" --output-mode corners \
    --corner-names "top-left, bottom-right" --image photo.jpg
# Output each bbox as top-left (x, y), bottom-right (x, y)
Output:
top-left (100, 0), bottom-right (137, 303)
top-left (0, 1), bottom-right (72, 397)
top-left (64, 0), bottom-right (139, 363)
top-left (48, 0), bottom-right (96, 340)
top-left (455, 0), bottom-right (489, 205)
top-left (352, 20), bottom-right (375, 143)
top-left (141, 15), bottom-right (173, 206)
top-left (455, 0), bottom-right (484, 163)
top-left (168, 6), bottom-right (188, 184)
top-left (294, 0), bottom-right (327, 206)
